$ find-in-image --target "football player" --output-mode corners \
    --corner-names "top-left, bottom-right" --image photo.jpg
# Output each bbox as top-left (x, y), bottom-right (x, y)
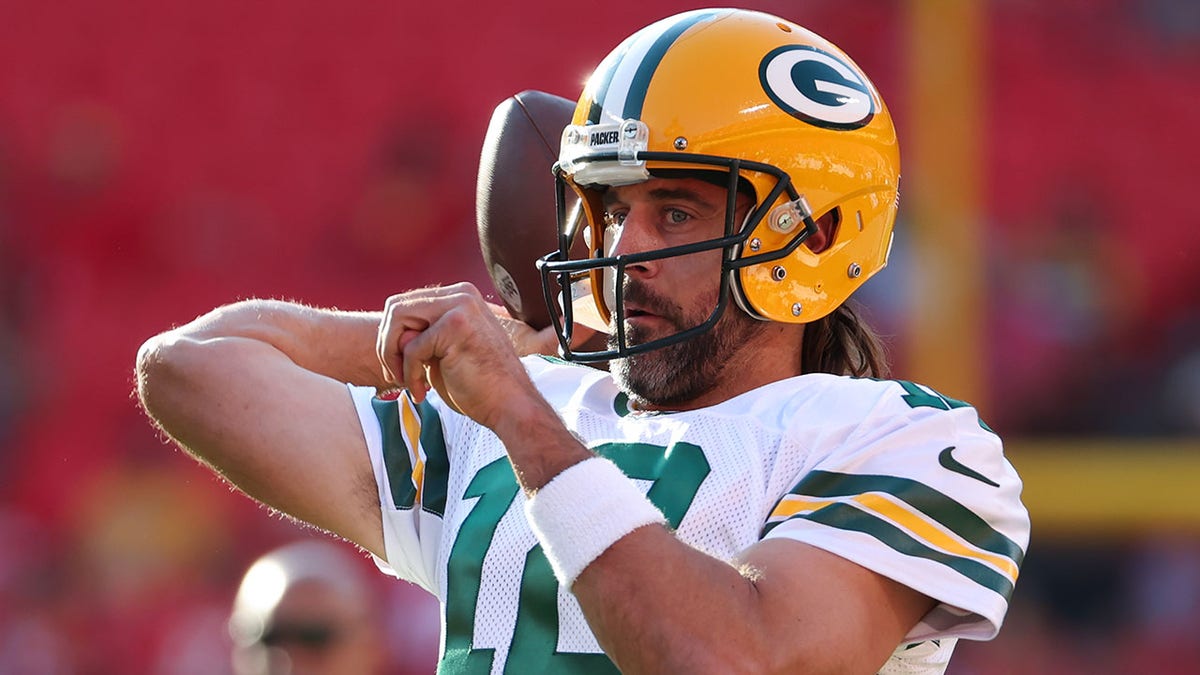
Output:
top-left (137, 9), bottom-right (1029, 674)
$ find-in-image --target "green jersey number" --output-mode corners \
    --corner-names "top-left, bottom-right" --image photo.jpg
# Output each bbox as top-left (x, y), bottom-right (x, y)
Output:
top-left (440, 442), bottom-right (711, 674)
top-left (894, 379), bottom-right (994, 433)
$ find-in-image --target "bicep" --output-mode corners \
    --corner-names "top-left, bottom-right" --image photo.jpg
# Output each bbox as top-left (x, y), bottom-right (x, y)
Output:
top-left (736, 538), bottom-right (935, 674)
top-left (138, 333), bottom-right (384, 556)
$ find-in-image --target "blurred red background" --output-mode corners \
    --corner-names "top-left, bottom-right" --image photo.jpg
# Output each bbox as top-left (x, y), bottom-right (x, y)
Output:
top-left (0, 0), bottom-right (1197, 672)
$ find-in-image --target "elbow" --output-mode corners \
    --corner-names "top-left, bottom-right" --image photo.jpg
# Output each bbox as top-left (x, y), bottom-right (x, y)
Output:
top-left (134, 330), bottom-right (201, 432)
top-left (134, 302), bottom-right (243, 420)
top-left (134, 332), bottom-right (176, 423)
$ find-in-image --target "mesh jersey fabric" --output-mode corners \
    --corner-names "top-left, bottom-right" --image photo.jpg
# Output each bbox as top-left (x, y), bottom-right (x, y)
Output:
top-left (348, 355), bottom-right (1029, 674)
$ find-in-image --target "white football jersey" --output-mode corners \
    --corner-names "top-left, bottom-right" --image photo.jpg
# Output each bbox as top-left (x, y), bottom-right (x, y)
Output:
top-left (348, 356), bottom-right (1029, 674)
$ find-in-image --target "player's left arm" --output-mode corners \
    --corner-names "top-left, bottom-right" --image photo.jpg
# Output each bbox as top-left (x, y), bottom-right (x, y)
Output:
top-left (496, 406), bottom-right (931, 674)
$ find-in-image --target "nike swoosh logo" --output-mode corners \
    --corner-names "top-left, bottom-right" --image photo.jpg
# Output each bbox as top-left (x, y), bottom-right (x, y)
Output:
top-left (938, 446), bottom-right (1000, 487)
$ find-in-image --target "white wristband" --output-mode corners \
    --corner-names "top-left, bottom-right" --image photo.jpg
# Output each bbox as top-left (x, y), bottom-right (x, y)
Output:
top-left (525, 457), bottom-right (667, 589)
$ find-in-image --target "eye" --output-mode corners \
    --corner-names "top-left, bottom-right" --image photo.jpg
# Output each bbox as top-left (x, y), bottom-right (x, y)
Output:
top-left (604, 210), bottom-right (627, 227)
top-left (666, 209), bottom-right (690, 225)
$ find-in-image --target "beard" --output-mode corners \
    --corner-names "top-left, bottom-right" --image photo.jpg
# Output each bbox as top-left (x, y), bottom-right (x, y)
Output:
top-left (609, 280), bottom-right (767, 408)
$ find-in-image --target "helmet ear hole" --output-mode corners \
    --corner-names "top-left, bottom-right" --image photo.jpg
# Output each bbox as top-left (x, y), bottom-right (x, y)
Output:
top-left (805, 208), bottom-right (841, 254)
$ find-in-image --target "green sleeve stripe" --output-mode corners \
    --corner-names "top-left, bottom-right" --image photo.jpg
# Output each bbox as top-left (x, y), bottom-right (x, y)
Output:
top-left (769, 501), bottom-right (1015, 600)
top-left (416, 400), bottom-right (449, 517)
top-left (788, 470), bottom-right (1024, 567)
top-left (371, 397), bottom-right (416, 510)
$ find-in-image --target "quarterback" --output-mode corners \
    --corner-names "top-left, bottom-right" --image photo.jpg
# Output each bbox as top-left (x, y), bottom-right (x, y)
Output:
top-left (136, 8), bottom-right (1029, 675)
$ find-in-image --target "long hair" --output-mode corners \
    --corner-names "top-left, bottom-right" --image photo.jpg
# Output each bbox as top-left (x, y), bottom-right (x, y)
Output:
top-left (801, 300), bottom-right (889, 378)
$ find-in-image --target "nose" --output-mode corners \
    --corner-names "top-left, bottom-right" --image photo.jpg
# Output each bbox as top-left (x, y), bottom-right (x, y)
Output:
top-left (606, 207), bottom-right (661, 278)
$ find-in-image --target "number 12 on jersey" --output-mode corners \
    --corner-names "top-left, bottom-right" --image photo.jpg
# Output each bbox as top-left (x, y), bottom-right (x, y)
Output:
top-left (441, 442), bottom-right (711, 674)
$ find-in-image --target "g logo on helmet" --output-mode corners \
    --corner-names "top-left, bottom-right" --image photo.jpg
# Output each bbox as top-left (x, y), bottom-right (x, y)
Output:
top-left (759, 45), bottom-right (875, 130)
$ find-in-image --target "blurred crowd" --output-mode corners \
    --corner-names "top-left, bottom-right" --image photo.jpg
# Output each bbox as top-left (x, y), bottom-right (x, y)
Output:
top-left (0, 0), bottom-right (1197, 672)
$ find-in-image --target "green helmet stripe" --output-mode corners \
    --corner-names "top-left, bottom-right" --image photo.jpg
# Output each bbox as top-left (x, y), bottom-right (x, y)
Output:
top-left (586, 9), bottom-right (723, 124)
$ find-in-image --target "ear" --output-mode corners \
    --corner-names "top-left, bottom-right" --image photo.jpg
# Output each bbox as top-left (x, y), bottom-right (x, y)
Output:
top-left (804, 209), bottom-right (839, 254)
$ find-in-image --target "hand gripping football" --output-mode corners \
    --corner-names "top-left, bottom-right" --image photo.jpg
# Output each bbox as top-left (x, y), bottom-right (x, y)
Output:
top-left (475, 90), bottom-right (578, 330)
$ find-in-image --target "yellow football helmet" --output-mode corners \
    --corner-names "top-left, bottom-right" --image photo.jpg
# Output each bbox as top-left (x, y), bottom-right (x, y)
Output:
top-left (538, 8), bottom-right (899, 361)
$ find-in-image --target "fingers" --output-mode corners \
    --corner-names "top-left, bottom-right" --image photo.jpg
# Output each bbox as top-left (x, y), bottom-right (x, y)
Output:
top-left (528, 325), bottom-right (560, 355)
top-left (376, 284), bottom-right (489, 395)
top-left (400, 324), bottom-right (438, 399)
top-left (489, 302), bottom-right (549, 356)
top-left (398, 313), bottom-right (461, 401)
top-left (376, 282), bottom-right (605, 403)
top-left (487, 299), bottom-right (608, 357)
top-left (487, 301), bottom-right (515, 321)
top-left (376, 297), bottom-right (428, 388)
top-left (374, 283), bottom-right (597, 424)
top-left (400, 303), bottom-right (503, 418)
top-left (567, 323), bottom-right (601, 350)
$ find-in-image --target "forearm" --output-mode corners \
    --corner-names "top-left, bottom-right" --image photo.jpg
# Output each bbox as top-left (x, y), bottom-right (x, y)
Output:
top-left (573, 529), bottom-right (771, 674)
top-left (164, 298), bottom-right (387, 388)
top-left (570, 525), bottom-right (902, 675)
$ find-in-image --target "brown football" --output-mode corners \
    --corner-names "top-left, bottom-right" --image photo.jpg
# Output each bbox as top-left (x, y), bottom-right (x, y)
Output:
top-left (475, 90), bottom-right (578, 330)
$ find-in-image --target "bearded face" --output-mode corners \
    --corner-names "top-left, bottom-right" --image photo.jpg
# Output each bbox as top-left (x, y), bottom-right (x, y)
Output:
top-left (609, 278), bottom-right (767, 408)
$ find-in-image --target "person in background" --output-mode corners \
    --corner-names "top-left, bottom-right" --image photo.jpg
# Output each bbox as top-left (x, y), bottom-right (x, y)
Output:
top-left (228, 540), bottom-right (386, 675)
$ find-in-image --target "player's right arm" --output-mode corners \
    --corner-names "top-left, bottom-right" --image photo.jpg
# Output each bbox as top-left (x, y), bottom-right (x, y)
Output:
top-left (134, 299), bottom-right (389, 557)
